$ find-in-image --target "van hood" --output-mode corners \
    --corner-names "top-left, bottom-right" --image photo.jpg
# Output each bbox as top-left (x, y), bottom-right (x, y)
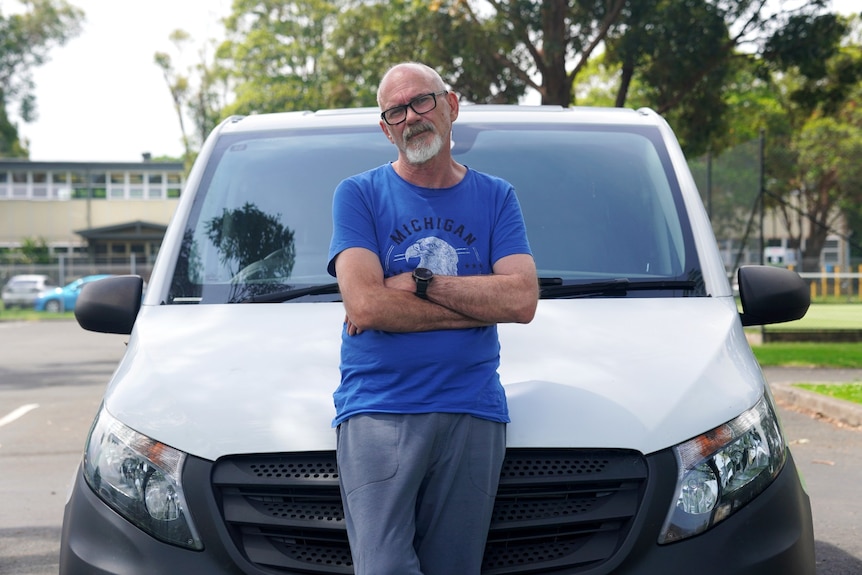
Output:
top-left (105, 297), bottom-right (765, 461)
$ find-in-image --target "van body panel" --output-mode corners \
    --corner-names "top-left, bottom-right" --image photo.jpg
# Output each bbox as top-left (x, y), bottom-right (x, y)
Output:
top-left (106, 296), bottom-right (758, 461)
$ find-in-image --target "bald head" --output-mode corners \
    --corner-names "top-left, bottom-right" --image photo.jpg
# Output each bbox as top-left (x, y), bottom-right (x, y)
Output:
top-left (377, 63), bottom-right (447, 108)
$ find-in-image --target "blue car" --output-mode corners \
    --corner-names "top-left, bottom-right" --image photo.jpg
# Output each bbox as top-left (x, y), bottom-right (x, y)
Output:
top-left (34, 275), bottom-right (113, 312)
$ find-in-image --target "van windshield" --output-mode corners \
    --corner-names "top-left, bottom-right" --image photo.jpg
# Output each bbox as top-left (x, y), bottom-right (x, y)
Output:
top-left (166, 122), bottom-right (704, 304)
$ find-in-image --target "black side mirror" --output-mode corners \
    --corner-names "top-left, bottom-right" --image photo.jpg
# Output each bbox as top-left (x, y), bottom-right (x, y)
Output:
top-left (737, 265), bottom-right (810, 327)
top-left (75, 275), bottom-right (144, 334)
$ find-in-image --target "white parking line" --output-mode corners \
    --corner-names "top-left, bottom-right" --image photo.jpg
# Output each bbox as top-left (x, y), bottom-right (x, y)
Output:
top-left (0, 404), bottom-right (40, 428)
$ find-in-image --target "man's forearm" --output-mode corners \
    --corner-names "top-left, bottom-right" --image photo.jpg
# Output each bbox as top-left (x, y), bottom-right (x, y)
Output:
top-left (426, 273), bottom-right (538, 324)
top-left (348, 288), bottom-right (490, 334)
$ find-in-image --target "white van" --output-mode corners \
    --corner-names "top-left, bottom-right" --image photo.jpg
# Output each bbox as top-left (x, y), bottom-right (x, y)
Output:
top-left (61, 106), bottom-right (814, 574)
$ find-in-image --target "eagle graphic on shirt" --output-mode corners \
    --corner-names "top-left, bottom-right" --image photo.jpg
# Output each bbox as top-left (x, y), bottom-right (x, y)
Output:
top-left (389, 236), bottom-right (475, 276)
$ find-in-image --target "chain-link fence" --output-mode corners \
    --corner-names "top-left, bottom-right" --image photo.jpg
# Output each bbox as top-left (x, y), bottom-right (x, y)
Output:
top-left (0, 255), bottom-right (153, 292)
top-left (689, 138), bottom-right (764, 276)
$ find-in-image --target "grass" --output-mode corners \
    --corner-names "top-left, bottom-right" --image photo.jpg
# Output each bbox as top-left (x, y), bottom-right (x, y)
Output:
top-left (794, 383), bottom-right (862, 404)
top-left (763, 303), bottom-right (862, 331)
top-left (746, 301), bottom-right (861, 369)
top-left (750, 342), bottom-right (862, 368)
top-left (0, 306), bottom-right (74, 321)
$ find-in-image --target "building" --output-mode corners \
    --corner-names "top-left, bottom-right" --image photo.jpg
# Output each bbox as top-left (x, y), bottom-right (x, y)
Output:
top-left (0, 159), bottom-right (183, 267)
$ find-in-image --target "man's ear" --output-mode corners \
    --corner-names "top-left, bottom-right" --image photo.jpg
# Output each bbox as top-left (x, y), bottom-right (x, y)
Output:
top-left (447, 91), bottom-right (459, 121)
top-left (379, 121), bottom-right (394, 142)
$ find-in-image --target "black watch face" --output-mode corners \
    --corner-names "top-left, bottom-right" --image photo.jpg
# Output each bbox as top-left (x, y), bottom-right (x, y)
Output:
top-left (414, 267), bottom-right (433, 281)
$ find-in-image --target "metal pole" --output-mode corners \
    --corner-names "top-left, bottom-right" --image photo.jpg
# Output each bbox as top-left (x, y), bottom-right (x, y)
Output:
top-left (759, 130), bottom-right (766, 342)
top-left (706, 152), bottom-right (712, 220)
top-left (759, 130), bottom-right (765, 266)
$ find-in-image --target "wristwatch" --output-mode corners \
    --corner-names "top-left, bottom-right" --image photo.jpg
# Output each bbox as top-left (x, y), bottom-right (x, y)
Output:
top-left (412, 267), bottom-right (434, 299)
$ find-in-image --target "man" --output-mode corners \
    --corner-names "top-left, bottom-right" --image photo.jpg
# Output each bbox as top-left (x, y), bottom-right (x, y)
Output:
top-left (327, 61), bottom-right (538, 575)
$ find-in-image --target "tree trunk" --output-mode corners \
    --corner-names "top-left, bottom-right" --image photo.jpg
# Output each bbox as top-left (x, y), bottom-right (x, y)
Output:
top-left (615, 64), bottom-right (634, 107)
top-left (540, 0), bottom-right (571, 105)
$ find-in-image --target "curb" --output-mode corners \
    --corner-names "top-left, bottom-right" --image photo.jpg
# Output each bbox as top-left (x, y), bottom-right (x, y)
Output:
top-left (771, 382), bottom-right (862, 429)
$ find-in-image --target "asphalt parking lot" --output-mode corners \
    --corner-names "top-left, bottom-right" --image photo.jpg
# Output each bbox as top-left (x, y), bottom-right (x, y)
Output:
top-left (1, 321), bottom-right (861, 574)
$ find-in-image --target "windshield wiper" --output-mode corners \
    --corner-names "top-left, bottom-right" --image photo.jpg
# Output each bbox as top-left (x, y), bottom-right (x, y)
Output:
top-left (239, 282), bottom-right (340, 303)
top-left (540, 278), bottom-right (698, 299)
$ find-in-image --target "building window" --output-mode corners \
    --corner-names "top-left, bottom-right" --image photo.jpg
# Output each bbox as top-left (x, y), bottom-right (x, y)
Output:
top-left (70, 171), bottom-right (88, 199)
top-left (129, 172), bottom-right (145, 199)
top-left (147, 172), bottom-right (164, 199)
top-left (0, 171), bottom-right (8, 198)
top-left (32, 172), bottom-right (48, 199)
top-left (167, 172), bottom-right (183, 198)
top-left (50, 172), bottom-right (72, 199)
top-left (12, 171), bottom-right (28, 198)
top-left (109, 172), bottom-right (125, 199)
top-left (91, 173), bottom-right (107, 199)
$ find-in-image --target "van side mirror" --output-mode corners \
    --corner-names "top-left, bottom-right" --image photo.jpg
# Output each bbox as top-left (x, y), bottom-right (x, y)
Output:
top-left (737, 265), bottom-right (809, 327)
top-left (75, 275), bottom-right (143, 334)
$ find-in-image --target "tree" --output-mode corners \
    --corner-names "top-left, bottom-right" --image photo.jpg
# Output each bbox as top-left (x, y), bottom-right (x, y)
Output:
top-left (172, 1), bottom-right (853, 162)
top-left (0, 0), bottom-right (84, 157)
top-left (18, 236), bottom-right (51, 264)
top-left (760, 13), bottom-right (862, 272)
top-left (772, 94), bottom-right (862, 271)
top-left (324, 0), bottom-right (843, 157)
top-left (214, 0), bottom-right (344, 115)
top-left (155, 29), bottom-right (228, 168)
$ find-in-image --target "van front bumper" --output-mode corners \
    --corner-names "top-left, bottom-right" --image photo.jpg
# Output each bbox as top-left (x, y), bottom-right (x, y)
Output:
top-left (60, 450), bottom-right (814, 575)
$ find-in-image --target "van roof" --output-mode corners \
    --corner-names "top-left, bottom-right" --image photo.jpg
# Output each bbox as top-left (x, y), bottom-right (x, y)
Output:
top-left (216, 105), bottom-right (664, 136)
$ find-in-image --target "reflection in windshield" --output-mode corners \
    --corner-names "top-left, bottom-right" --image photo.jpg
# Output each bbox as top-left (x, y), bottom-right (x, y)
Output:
top-left (205, 202), bottom-right (296, 280)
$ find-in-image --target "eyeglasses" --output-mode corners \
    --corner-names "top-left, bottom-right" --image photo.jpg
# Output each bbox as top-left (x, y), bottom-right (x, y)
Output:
top-left (380, 91), bottom-right (448, 126)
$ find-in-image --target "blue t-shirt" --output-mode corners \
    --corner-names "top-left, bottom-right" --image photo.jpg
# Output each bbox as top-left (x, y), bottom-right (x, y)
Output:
top-left (327, 164), bottom-right (531, 426)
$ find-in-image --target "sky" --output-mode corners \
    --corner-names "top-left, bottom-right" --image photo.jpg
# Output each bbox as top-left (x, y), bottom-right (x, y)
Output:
top-left (14, 0), bottom-right (231, 162)
top-left (10, 0), bottom-right (862, 163)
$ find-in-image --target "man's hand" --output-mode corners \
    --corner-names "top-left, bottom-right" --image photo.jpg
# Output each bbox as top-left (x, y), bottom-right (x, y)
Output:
top-left (344, 314), bottom-right (363, 336)
top-left (384, 272), bottom-right (416, 293)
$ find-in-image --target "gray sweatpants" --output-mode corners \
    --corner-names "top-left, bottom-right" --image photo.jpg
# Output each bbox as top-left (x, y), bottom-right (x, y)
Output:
top-left (336, 413), bottom-right (506, 575)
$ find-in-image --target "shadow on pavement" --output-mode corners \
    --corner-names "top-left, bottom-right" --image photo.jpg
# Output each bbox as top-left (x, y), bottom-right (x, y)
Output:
top-left (0, 525), bottom-right (61, 575)
top-left (816, 540), bottom-right (862, 575)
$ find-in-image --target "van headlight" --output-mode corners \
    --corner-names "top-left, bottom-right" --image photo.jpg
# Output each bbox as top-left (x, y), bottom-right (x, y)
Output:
top-left (658, 395), bottom-right (786, 544)
top-left (83, 407), bottom-right (203, 550)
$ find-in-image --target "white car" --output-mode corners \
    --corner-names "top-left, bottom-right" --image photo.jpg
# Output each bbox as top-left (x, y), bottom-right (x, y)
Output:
top-left (1, 274), bottom-right (55, 309)
top-left (62, 106), bottom-right (814, 574)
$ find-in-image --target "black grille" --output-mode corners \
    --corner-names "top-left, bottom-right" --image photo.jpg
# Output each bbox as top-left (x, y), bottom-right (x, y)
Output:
top-left (212, 449), bottom-right (647, 574)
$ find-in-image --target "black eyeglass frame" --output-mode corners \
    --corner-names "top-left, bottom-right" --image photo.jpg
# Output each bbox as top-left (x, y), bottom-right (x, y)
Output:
top-left (380, 91), bottom-right (449, 126)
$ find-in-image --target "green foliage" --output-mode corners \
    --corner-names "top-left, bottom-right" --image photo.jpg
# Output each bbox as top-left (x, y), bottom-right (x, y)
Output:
top-left (606, 0), bottom-right (732, 156)
top-left (165, 1), bottom-right (855, 161)
top-left (161, 1), bottom-right (859, 258)
top-left (767, 73), bottom-right (862, 269)
top-left (0, 0), bottom-right (84, 158)
top-left (763, 12), bottom-right (848, 98)
top-left (216, 0), bottom-right (344, 114)
top-left (5, 236), bottom-right (52, 264)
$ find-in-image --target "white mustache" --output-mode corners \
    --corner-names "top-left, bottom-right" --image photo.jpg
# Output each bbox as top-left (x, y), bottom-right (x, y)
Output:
top-left (404, 123), bottom-right (434, 140)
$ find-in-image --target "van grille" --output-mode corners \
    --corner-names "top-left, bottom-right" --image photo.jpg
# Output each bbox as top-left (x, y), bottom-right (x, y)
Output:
top-left (212, 449), bottom-right (647, 574)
